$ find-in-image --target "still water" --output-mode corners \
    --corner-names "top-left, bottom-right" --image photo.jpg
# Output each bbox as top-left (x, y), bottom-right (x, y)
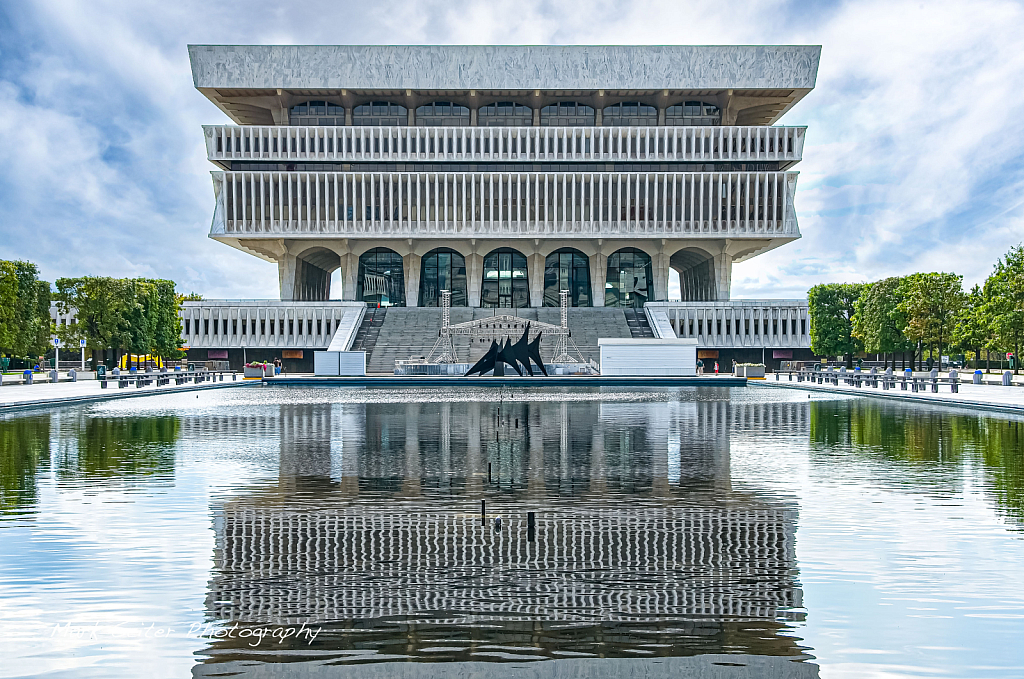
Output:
top-left (1, 386), bottom-right (1022, 678)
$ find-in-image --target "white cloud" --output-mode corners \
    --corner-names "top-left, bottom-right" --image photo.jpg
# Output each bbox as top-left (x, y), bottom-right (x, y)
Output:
top-left (1, 0), bottom-right (1023, 299)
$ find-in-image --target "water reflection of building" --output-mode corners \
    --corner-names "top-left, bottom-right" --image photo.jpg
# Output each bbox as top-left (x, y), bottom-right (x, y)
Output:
top-left (199, 398), bottom-right (810, 667)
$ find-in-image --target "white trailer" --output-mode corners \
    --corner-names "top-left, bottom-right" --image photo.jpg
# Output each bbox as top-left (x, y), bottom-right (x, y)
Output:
top-left (598, 338), bottom-right (698, 376)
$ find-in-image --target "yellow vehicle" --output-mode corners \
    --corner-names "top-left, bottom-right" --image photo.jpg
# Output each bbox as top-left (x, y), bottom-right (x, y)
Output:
top-left (118, 354), bottom-right (164, 369)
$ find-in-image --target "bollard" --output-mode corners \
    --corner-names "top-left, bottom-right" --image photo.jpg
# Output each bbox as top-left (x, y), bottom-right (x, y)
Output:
top-left (23, 370), bottom-right (33, 385)
top-left (1003, 370), bottom-right (1012, 387)
top-left (232, 373), bottom-right (237, 381)
top-left (49, 369), bottom-right (58, 384)
top-left (100, 378), bottom-right (107, 389)
top-left (882, 375), bottom-right (889, 390)
top-left (136, 377), bottom-right (144, 388)
top-left (69, 369), bottom-right (77, 383)
top-left (974, 370), bottom-right (982, 385)
top-left (949, 370), bottom-right (958, 394)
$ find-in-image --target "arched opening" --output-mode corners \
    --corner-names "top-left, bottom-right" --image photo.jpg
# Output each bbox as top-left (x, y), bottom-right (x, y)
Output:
top-left (482, 248), bottom-right (529, 308)
top-left (544, 249), bottom-right (591, 307)
top-left (420, 248), bottom-right (468, 307)
top-left (666, 101), bottom-right (721, 126)
top-left (416, 102), bottom-right (470, 126)
top-left (602, 101), bottom-right (658, 126)
top-left (289, 101), bottom-right (345, 126)
top-left (539, 102), bottom-right (595, 126)
top-left (605, 248), bottom-right (653, 308)
top-left (357, 248), bottom-right (405, 307)
top-left (352, 101), bottom-right (407, 126)
top-left (671, 248), bottom-right (717, 301)
top-left (478, 102), bottom-right (532, 127)
top-left (294, 248), bottom-right (340, 301)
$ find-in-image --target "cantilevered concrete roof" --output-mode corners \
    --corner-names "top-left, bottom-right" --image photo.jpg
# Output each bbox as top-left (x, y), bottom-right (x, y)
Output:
top-left (188, 45), bottom-right (820, 91)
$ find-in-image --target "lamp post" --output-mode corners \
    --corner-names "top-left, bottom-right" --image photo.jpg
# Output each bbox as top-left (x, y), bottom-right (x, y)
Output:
top-left (52, 337), bottom-right (60, 381)
top-left (241, 336), bottom-right (246, 371)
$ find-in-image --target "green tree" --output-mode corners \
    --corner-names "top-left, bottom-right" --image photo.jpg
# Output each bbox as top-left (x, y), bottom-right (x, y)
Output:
top-left (852, 276), bottom-right (912, 368)
top-left (808, 283), bottom-right (864, 367)
top-left (951, 285), bottom-right (992, 370)
top-left (985, 245), bottom-right (1024, 373)
top-left (0, 260), bottom-right (51, 361)
top-left (896, 272), bottom-right (965, 370)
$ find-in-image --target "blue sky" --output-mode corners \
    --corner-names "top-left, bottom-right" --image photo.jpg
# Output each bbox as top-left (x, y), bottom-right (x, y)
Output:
top-left (1, 0), bottom-right (1023, 299)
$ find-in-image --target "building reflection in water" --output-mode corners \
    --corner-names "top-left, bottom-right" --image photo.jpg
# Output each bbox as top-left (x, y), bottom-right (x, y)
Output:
top-left (197, 393), bottom-right (815, 674)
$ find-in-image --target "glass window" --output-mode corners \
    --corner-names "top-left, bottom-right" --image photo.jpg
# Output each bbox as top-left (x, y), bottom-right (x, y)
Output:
top-left (478, 102), bottom-right (532, 127)
top-left (665, 101), bottom-right (721, 126)
top-left (602, 101), bottom-right (658, 126)
top-left (416, 101), bottom-right (471, 126)
top-left (357, 248), bottom-right (406, 307)
top-left (352, 101), bottom-right (407, 126)
top-left (482, 248), bottom-right (529, 308)
top-left (419, 248), bottom-right (468, 307)
top-left (539, 102), bottom-right (595, 127)
top-left (605, 248), bottom-right (653, 308)
top-left (544, 249), bottom-right (591, 307)
top-left (289, 100), bottom-right (345, 125)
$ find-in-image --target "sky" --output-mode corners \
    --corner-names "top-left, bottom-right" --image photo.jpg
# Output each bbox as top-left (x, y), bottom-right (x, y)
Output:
top-left (1, 0), bottom-right (1024, 300)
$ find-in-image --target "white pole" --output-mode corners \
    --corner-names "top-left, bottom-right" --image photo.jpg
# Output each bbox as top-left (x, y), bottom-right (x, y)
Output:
top-left (81, 343), bottom-right (86, 371)
top-left (55, 346), bottom-right (59, 375)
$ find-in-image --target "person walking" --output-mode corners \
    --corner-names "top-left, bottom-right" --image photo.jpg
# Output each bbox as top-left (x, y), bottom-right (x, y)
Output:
top-left (274, 357), bottom-right (282, 375)
top-left (714, 361), bottom-right (719, 375)
top-left (696, 358), bottom-right (704, 375)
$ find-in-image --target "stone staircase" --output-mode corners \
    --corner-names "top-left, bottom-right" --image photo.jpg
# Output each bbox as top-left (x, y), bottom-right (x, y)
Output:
top-left (350, 307), bottom-right (387, 355)
top-left (363, 307), bottom-right (633, 373)
top-left (623, 308), bottom-right (655, 338)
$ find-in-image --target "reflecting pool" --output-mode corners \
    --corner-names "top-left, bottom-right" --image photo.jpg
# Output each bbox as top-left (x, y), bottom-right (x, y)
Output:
top-left (1, 386), bottom-right (1023, 678)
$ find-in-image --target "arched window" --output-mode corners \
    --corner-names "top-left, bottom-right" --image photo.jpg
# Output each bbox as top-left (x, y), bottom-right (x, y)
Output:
top-left (539, 102), bottom-right (595, 126)
top-left (482, 248), bottom-right (529, 308)
top-left (605, 248), bottom-right (653, 308)
top-left (416, 102), bottom-right (471, 126)
top-left (357, 248), bottom-right (405, 307)
top-left (420, 248), bottom-right (467, 307)
top-left (352, 101), bottom-right (407, 126)
top-left (602, 102), bottom-right (658, 126)
top-left (665, 101), bottom-right (721, 126)
top-left (478, 102), bottom-right (532, 127)
top-left (289, 100), bottom-right (345, 126)
top-left (544, 249), bottom-right (591, 307)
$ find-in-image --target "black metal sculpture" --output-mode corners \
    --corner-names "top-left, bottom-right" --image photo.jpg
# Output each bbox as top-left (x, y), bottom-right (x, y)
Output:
top-left (464, 323), bottom-right (548, 377)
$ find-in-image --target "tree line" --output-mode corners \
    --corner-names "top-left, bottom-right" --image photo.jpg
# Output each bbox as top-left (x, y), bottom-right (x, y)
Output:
top-left (809, 245), bottom-right (1024, 371)
top-left (54, 277), bottom-right (193, 368)
top-left (0, 261), bottom-right (52, 360)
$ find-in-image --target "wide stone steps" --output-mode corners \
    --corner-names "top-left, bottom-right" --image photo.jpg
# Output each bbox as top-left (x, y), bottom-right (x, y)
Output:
top-left (364, 307), bottom-right (632, 373)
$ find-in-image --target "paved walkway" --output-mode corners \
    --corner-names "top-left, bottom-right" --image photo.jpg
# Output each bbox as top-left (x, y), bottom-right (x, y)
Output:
top-left (0, 375), bottom-right (255, 413)
top-left (757, 374), bottom-right (1024, 414)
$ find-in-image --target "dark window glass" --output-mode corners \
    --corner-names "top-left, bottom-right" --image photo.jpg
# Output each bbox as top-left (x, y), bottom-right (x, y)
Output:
top-left (481, 248), bottom-right (529, 308)
top-left (478, 101), bottom-right (532, 127)
top-left (419, 248), bottom-right (468, 307)
top-left (289, 100), bottom-right (345, 126)
top-left (544, 249), bottom-right (591, 307)
top-left (353, 101), bottom-right (408, 126)
top-left (416, 101), bottom-right (471, 126)
top-left (357, 248), bottom-right (406, 307)
top-left (605, 248), bottom-right (653, 308)
top-left (602, 101), bottom-right (658, 126)
top-left (539, 102), bottom-right (595, 127)
top-left (665, 101), bottom-right (721, 126)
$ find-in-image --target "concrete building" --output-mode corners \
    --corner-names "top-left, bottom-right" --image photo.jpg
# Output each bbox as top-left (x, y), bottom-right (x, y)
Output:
top-left (185, 45), bottom-right (820, 371)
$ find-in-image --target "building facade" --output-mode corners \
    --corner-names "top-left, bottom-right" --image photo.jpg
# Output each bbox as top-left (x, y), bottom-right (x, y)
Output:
top-left (190, 45), bottom-right (819, 310)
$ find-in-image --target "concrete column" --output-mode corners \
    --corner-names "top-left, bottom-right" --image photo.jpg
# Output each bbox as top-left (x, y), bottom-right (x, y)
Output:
top-left (713, 254), bottom-right (733, 301)
top-left (595, 108), bottom-right (603, 127)
top-left (528, 253), bottom-right (545, 307)
top-left (657, 107), bottom-right (666, 126)
top-left (408, 107), bottom-right (416, 126)
top-left (467, 253), bottom-right (483, 307)
top-left (345, 107), bottom-right (353, 125)
top-left (341, 253), bottom-right (359, 301)
top-left (470, 107), bottom-right (478, 126)
top-left (532, 107), bottom-right (540, 126)
top-left (403, 253), bottom-right (422, 307)
top-left (653, 252), bottom-right (671, 302)
top-left (278, 254), bottom-right (298, 301)
top-left (589, 253), bottom-right (607, 307)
